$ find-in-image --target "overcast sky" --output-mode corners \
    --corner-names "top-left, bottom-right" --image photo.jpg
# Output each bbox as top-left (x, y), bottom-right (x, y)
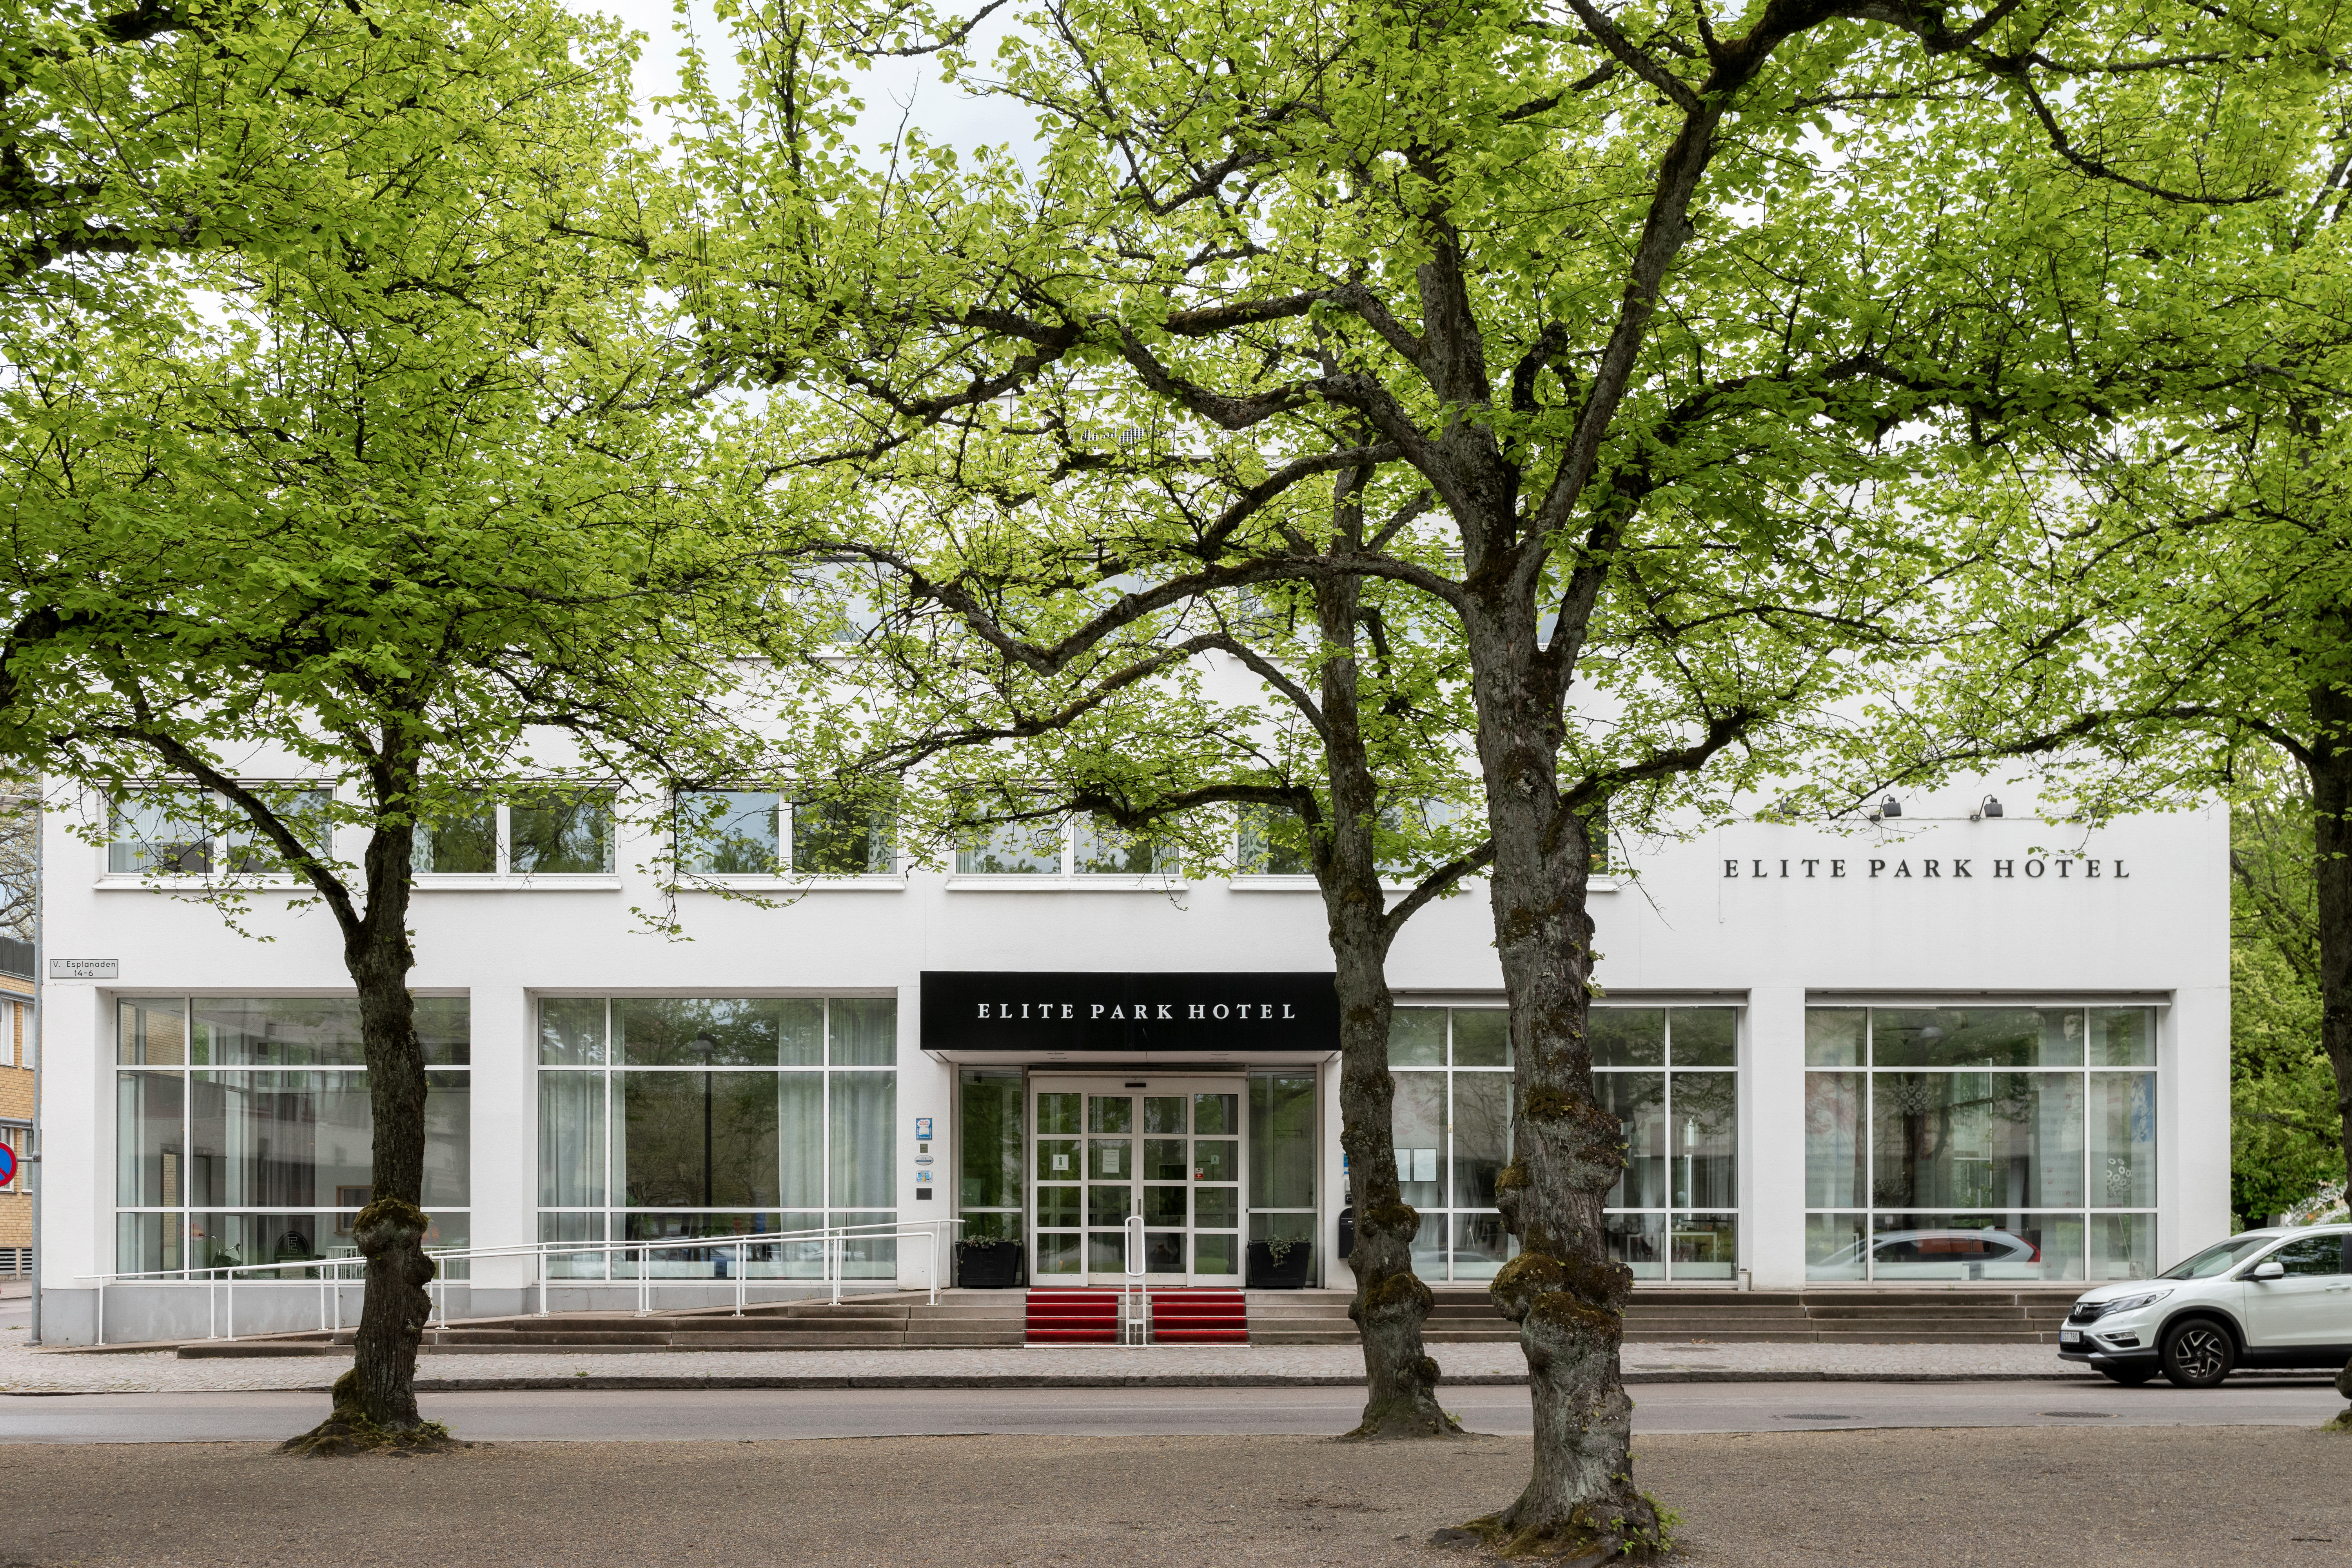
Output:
top-left (580, 0), bottom-right (1039, 169)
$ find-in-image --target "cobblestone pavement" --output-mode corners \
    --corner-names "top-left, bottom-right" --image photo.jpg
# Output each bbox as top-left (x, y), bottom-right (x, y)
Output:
top-left (0, 1338), bottom-right (2102, 1395)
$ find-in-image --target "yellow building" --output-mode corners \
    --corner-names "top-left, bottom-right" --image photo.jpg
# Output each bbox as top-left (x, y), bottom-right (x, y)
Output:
top-left (0, 936), bottom-right (33, 1277)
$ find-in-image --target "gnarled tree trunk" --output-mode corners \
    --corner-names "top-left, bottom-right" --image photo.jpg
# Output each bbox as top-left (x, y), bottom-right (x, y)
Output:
top-left (1466, 607), bottom-right (1660, 1556)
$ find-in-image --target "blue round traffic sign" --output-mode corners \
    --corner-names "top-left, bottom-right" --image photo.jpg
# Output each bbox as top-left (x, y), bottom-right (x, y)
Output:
top-left (0, 1144), bottom-right (14, 1187)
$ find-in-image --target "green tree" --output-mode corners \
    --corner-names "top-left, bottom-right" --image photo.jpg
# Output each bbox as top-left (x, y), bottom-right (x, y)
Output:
top-left (0, 2), bottom-right (774, 1446)
top-left (2230, 774), bottom-right (2340, 1226)
top-left (791, 445), bottom-right (1500, 1436)
top-left (1890, 159), bottom-right (2352, 1249)
top-left (682, 0), bottom-right (2308, 1542)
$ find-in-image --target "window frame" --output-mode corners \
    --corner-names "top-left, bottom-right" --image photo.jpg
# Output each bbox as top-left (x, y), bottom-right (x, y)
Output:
top-left (1802, 1003), bottom-right (2161, 1285)
top-left (947, 815), bottom-right (1179, 890)
top-left (411, 786), bottom-right (622, 886)
top-left (669, 788), bottom-right (903, 887)
top-left (100, 783), bottom-right (337, 887)
top-left (1591, 1005), bottom-right (1743, 1284)
top-left (1386, 1005), bottom-right (1526, 1284)
top-left (532, 993), bottom-right (902, 1280)
top-left (110, 994), bottom-right (474, 1280)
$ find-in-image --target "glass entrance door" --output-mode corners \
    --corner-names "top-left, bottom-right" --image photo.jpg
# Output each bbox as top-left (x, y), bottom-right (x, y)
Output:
top-left (1031, 1077), bottom-right (1243, 1286)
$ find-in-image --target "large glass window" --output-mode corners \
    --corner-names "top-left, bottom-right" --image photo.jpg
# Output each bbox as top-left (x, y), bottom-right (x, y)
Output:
top-left (1593, 1007), bottom-right (1739, 1281)
top-left (958, 1071), bottom-right (1024, 1244)
top-left (1804, 1006), bottom-right (2158, 1283)
top-left (114, 996), bottom-right (471, 1277)
top-left (1249, 1072), bottom-right (1317, 1254)
top-left (535, 996), bottom-right (898, 1279)
top-left (1387, 1008), bottom-right (1525, 1281)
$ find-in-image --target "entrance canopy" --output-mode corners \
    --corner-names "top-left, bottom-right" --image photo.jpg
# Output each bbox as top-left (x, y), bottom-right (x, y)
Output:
top-left (918, 970), bottom-right (1339, 1065)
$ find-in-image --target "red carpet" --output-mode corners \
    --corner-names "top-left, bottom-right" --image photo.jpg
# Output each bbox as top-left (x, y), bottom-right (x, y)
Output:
top-left (1148, 1288), bottom-right (1249, 1343)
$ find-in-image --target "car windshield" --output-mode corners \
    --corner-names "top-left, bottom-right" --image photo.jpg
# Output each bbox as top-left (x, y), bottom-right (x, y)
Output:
top-left (2160, 1235), bottom-right (2278, 1280)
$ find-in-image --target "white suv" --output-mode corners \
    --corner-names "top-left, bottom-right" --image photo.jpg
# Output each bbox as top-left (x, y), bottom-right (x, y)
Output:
top-left (2060, 1225), bottom-right (2352, 1387)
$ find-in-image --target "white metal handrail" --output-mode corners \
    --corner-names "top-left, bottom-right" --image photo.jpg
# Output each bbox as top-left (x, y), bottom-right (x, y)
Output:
top-left (1120, 1213), bottom-right (1148, 1346)
top-left (77, 1218), bottom-right (964, 1346)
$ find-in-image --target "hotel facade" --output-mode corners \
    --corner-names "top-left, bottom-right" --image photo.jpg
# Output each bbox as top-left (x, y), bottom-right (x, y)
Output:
top-left (32, 773), bottom-right (2228, 1343)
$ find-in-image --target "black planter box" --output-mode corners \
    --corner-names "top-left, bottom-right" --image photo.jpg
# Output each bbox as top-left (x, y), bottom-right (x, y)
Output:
top-left (1247, 1238), bottom-right (1314, 1289)
top-left (956, 1241), bottom-right (1024, 1289)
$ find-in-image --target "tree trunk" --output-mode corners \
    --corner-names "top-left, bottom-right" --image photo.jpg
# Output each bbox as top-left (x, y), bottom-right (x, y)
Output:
top-left (285, 815), bottom-right (440, 1451)
top-left (2311, 675), bottom-right (2352, 1208)
top-left (1463, 604), bottom-right (1661, 1557)
top-left (1331, 922), bottom-right (1450, 1437)
top-left (1308, 529), bottom-right (1451, 1439)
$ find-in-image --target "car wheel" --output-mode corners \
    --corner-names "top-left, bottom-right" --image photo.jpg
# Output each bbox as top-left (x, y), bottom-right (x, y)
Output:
top-left (2160, 1319), bottom-right (2234, 1388)
top-left (2097, 1363), bottom-right (2158, 1387)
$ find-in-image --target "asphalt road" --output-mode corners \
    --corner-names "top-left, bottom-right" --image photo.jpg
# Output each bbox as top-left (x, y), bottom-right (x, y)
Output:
top-left (0, 1376), bottom-right (2341, 1444)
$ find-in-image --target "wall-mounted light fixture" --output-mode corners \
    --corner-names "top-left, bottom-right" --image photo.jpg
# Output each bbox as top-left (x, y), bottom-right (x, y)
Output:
top-left (1877, 796), bottom-right (1901, 818)
top-left (1971, 796), bottom-right (2004, 821)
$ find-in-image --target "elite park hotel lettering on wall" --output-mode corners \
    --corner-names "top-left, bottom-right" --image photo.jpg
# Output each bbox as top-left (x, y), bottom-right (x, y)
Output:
top-left (1722, 855), bottom-right (2129, 880)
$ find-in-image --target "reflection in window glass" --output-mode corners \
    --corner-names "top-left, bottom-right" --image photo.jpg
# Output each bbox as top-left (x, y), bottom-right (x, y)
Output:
top-left (1597, 1008), bottom-right (1740, 1280)
top-left (793, 792), bottom-right (895, 875)
top-left (1805, 1072), bottom-right (1866, 1209)
top-left (108, 789), bottom-right (212, 875)
top-left (535, 996), bottom-right (898, 1280)
top-left (112, 994), bottom-right (477, 1277)
top-left (1074, 817), bottom-right (1158, 875)
top-left (1805, 1009), bottom-right (1864, 1067)
top-left (510, 788), bottom-right (614, 874)
top-left (1387, 1008), bottom-right (1445, 1067)
top-left (958, 819), bottom-right (1062, 875)
top-left (1806, 1007), bottom-right (2158, 1282)
top-left (2089, 1073), bottom-right (2156, 1208)
top-left (677, 791), bottom-right (780, 875)
top-left (1237, 806), bottom-right (1312, 875)
top-left (413, 791), bottom-right (496, 873)
top-left (1598, 1072), bottom-right (1665, 1209)
top-left (1384, 1008), bottom-right (1535, 1281)
top-left (1871, 1008), bottom-right (2082, 1069)
top-left (1452, 1010), bottom-right (1510, 1067)
top-left (224, 789), bottom-right (333, 874)
top-left (1590, 1009), bottom-right (1664, 1067)
top-left (1870, 1072), bottom-right (2085, 1210)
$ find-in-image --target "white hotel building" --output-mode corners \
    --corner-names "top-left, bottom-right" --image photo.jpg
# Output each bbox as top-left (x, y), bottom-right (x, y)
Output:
top-left (32, 770), bottom-right (2228, 1343)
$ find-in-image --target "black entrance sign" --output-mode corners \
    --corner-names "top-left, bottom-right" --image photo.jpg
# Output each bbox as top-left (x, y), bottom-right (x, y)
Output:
top-left (920, 971), bottom-right (1339, 1054)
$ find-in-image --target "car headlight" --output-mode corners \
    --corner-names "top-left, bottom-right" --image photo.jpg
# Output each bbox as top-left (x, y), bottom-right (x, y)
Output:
top-left (2098, 1289), bottom-right (2173, 1316)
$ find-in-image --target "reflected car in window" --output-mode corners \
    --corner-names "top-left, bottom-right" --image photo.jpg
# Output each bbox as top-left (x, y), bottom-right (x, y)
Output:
top-left (1816, 1227), bottom-right (2041, 1275)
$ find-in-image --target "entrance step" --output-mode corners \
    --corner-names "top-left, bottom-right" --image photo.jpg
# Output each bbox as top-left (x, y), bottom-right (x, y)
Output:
top-left (1150, 1289), bottom-right (1248, 1344)
top-left (1024, 1289), bottom-right (1121, 1345)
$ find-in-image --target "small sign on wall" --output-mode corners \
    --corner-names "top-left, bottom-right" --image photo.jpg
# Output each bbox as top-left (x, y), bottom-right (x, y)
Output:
top-left (49, 959), bottom-right (118, 980)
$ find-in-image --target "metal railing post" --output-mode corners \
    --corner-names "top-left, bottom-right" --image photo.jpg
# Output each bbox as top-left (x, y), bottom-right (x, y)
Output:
top-left (225, 1272), bottom-right (235, 1342)
top-left (1123, 1212), bottom-right (1146, 1346)
top-left (735, 1241), bottom-right (746, 1317)
top-left (95, 1279), bottom-right (104, 1347)
top-left (537, 1249), bottom-right (548, 1317)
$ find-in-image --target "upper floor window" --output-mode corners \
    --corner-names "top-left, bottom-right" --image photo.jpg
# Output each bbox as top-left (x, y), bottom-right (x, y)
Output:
top-left (675, 789), bottom-right (896, 878)
top-left (955, 815), bottom-right (1162, 878)
top-left (107, 786), bottom-right (332, 878)
top-left (414, 788), bottom-right (614, 876)
top-left (1235, 806), bottom-right (1312, 876)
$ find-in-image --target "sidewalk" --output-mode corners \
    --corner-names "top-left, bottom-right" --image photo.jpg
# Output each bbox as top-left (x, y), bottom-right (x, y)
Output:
top-left (0, 1338), bottom-right (2107, 1394)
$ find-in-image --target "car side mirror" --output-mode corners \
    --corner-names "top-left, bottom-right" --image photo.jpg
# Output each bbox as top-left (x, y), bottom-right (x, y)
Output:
top-left (2248, 1260), bottom-right (2285, 1282)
